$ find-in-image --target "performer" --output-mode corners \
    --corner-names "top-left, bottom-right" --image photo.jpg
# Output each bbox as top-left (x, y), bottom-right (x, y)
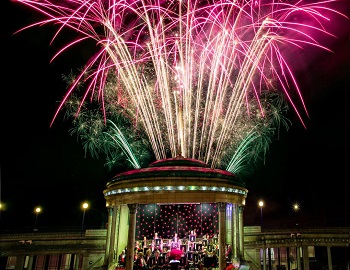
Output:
top-left (187, 240), bottom-right (195, 252)
top-left (171, 233), bottom-right (180, 250)
top-left (193, 229), bottom-right (197, 237)
top-left (173, 233), bottom-right (179, 243)
top-left (135, 241), bottom-right (142, 251)
top-left (142, 236), bottom-right (148, 249)
top-left (202, 233), bottom-right (209, 246)
top-left (212, 234), bottom-right (218, 245)
top-left (133, 247), bottom-right (140, 264)
top-left (188, 230), bottom-right (196, 252)
top-left (154, 232), bottom-right (162, 251)
top-left (118, 249), bottom-right (126, 267)
top-left (134, 251), bottom-right (148, 270)
top-left (145, 249), bottom-right (153, 268)
top-left (226, 244), bottom-right (233, 261)
top-left (149, 250), bottom-right (161, 270)
top-left (189, 230), bottom-right (196, 243)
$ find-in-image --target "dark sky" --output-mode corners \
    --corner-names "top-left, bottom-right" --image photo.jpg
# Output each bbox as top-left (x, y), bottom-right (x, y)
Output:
top-left (1, 1), bottom-right (350, 231)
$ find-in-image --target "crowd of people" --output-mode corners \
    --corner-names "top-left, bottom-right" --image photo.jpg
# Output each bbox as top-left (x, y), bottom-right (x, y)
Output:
top-left (116, 231), bottom-right (236, 270)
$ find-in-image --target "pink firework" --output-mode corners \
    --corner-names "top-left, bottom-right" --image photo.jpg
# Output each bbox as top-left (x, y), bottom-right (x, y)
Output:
top-left (13, 0), bottom-right (348, 166)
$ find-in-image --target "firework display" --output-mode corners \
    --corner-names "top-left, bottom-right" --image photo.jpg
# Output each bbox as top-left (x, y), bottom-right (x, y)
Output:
top-left (13, 0), bottom-right (346, 175)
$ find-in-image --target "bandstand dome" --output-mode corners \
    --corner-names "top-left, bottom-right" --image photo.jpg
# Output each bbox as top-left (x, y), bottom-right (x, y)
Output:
top-left (103, 155), bottom-right (248, 206)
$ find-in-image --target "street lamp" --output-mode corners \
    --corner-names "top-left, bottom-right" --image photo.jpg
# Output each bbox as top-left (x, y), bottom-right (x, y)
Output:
top-left (292, 203), bottom-right (300, 212)
top-left (81, 202), bottom-right (89, 236)
top-left (33, 207), bottom-right (42, 232)
top-left (258, 200), bottom-right (264, 227)
top-left (292, 202), bottom-right (301, 227)
top-left (290, 202), bottom-right (301, 270)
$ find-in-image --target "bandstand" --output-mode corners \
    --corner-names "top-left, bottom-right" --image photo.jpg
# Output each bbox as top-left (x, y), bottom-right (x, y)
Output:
top-left (103, 155), bottom-right (248, 270)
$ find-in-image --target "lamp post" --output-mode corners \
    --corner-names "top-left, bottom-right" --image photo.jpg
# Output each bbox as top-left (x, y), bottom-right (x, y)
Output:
top-left (291, 202), bottom-right (301, 270)
top-left (258, 200), bottom-right (264, 227)
top-left (33, 207), bottom-right (42, 232)
top-left (81, 202), bottom-right (89, 236)
top-left (258, 200), bottom-right (266, 270)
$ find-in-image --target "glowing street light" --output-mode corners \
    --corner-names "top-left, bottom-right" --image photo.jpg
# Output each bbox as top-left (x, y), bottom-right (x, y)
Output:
top-left (81, 202), bottom-right (89, 236)
top-left (292, 202), bottom-right (300, 213)
top-left (33, 207), bottom-right (42, 232)
top-left (0, 202), bottom-right (5, 220)
top-left (258, 200), bottom-right (264, 226)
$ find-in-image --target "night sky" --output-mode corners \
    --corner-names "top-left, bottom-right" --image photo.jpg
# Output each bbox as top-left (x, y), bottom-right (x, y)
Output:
top-left (1, 0), bottom-right (350, 232)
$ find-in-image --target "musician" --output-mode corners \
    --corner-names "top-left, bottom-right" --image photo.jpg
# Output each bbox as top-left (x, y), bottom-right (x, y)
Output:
top-left (189, 230), bottom-right (196, 243)
top-left (202, 248), bottom-right (218, 269)
top-left (153, 250), bottom-right (162, 265)
top-left (118, 250), bottom-right (126, 267)
top-left (202, 233), bottom-right (209, 246)
top-left (226, 244), bottom-right (233, 261)
top-left (188, 240), bottom-right (195, 252)
top-left (142, 236), bottom-right (148, 249)
top-left (134, 252), bottom-right (148, 270)
top-left (172, 233), bottom-right (179, 243)
top-left (153, 232), bottom-right (162, 251)
top-left (212, 234), bottom-right (218, 245)
top-left (135, 241), bottom-right (142, 252)
top-left (193, 229), bottom-right (197, 237)
top-left (134, 247), bottom-right (140, 263)
top-left (150, 250), bottom-right (166, 270)
top-left (187, 251), bottom-right (200, 269)
top-left (171, 233), bottom-right (180, 250)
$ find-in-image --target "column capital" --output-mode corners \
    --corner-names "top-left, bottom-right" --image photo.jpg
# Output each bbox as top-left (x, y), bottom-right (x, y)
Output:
top-left (217, 202), bottom-right (227, 212)
top-left (127, 203), bottom-right (139, 214)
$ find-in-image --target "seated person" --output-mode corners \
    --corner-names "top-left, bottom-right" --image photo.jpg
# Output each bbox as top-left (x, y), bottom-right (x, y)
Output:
top-left (203, 252), bottom-right (218, 269)
top-left (144, 249), bottom-right (153, 268)
top-left (226, 244), bottom-right (233, 261)
top-left (134, 251), bottom-right (148, 270)
top-left (152, 251), bottom-right (166, 270)
top-left (118, 250), bottom-right (126, 267)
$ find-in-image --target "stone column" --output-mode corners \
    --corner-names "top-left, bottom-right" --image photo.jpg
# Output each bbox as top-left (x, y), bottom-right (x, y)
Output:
top-left (114, 205), bottom-right (121, 259)
top-left (268, 248), bottom-right (272, 270)
top-left (297, 247), bottom-right (301, 270)
top-left (262, 248), bottom-right (267, 270)
top-left (238, 205), bottom-right (244, 260)
top-left (217, 202), bottom-right (227, 270)
top-left (303, 246), bottom-right (310, 270)
top-left (74, 254), bottom-right (80, 270)
top-left (126, 204), bottom-right (138, 270)
top-left (327, 246), bottom-right (333, 270)
top-left (14, 256), bottom-right (25, 270)
top-left (226, 203), bottom-right (233, 246)
top-left (286, 247), bottom-right (291, 270)
top-left (232, 204), bottom-right (239, 258)
top-left (108, 205), bottom-right (118, 266)
top-left (27, 255), bottom-right (34, 270)
top-left (104, 207), bottom-right (113, 266)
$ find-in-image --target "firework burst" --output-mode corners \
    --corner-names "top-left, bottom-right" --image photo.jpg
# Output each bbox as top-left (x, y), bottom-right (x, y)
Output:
top-left (13, 0), bottom-right (347, 174)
